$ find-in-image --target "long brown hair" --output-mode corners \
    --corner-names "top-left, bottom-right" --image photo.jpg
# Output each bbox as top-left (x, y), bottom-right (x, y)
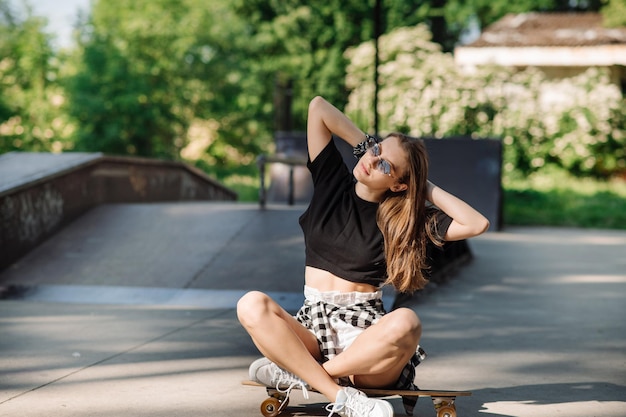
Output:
top-left (376, 133), bottom-right (445, 293)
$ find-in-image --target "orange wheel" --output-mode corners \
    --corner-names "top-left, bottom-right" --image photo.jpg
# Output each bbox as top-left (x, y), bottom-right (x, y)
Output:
top-left (260, 397), bottom-right (281, 417)
top-left (437, 405), bottom-right (457, 417)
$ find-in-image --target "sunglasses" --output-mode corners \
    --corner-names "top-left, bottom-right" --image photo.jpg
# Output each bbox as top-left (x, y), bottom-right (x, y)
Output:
top-left (366, 141), bottom-right (394, 177)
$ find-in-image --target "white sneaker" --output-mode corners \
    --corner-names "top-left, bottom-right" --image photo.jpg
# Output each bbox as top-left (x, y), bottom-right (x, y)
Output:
top-left (248, 357), bottom-right (310, 398)
top-left (326, 387), bottom-right (394, 417)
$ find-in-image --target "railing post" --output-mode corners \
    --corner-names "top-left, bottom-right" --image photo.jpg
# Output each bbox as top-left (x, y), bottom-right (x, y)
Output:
top-left (288, 166), bottom-right (295, 205)
top-left (256, 155), bottom-right (267, 209)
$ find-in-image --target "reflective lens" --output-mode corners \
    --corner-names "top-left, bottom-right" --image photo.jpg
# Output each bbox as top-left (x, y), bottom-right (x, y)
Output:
top-left (369, 143), bottom-right (392, 176)
top-left (377, 158), bottom-right (392, 175)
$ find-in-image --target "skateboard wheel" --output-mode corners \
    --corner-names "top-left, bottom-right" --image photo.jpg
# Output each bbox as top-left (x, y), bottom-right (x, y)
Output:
top-left (260, 397), bottom-right (281, 417)
top-left (436, 405), bottom-right (456, 417)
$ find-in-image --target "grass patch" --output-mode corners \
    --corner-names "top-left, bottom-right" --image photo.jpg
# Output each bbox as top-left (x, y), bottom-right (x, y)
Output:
top-left (221, 173), bottom-right (259, 202)
top-left (503, 172), bottom-right (626, 230)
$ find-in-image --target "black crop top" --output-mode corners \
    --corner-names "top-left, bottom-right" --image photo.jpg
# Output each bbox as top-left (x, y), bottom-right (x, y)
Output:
top-left (298, 139), bottom-right (452, 287)
top-left (299, 140), bottom-right (385, 286)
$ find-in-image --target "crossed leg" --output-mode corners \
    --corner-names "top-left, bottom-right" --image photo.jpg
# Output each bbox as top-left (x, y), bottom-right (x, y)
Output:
top-left (237, 290), bottom-right (340, 400)
top-left (237, 291), bottom-right (421, 402)
top-left (324, 307), bottom-right (421, 388)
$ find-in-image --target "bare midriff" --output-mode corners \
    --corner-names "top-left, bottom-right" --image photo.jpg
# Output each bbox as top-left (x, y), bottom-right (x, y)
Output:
top-left (304, 265), bottom-right (378, 293)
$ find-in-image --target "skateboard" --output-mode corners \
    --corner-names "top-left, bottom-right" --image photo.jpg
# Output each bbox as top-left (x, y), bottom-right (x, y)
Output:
top-left (242, 380), bottom-right (471, 417)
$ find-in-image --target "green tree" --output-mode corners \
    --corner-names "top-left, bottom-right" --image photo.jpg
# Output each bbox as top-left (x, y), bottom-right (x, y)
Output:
top-left (229, 0), bottom-right (605, 136)
top-left (64, 0), bottom-right (263, 163)
top-left (0, 0), bottom-right (71, 154)
top-left (231, 0), bottom-right (376, 131)
top-left (230, 0), bottom-right (458, 131)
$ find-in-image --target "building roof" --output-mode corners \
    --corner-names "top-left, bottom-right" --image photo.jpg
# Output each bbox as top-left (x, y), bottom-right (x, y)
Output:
top-left (465, 12), bottom-right (626, 48)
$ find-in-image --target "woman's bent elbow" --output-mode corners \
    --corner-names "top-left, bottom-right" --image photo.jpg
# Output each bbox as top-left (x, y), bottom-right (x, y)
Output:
top-left (467, 216), bottom-right (490, 237)
top-left (476, 218), bottom-right (490, 235)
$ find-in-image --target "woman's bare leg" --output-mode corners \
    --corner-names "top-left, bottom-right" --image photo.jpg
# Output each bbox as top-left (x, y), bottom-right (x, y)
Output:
top-left (237, 291), bottom-right (342, 401)
top-left (322, 307), bottom-right (421, 388)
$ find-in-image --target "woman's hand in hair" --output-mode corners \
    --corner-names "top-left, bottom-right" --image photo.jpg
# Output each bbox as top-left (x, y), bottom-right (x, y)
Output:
top-left (426, 180), bottom-right (490, 241)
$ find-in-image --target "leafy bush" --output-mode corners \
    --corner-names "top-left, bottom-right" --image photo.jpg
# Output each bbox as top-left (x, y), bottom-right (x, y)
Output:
top-left (344, 25), bottom-right (626, 179)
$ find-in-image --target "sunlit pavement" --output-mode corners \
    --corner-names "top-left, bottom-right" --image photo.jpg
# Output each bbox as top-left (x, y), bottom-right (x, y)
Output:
top-left (0, 202), bottom-right (624, 417)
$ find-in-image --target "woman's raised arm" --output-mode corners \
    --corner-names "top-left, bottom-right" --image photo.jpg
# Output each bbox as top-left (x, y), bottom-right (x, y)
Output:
top-left (307, 96), bottom-right (366, 162)
top-left (427, 180), bottom-right (490, 241)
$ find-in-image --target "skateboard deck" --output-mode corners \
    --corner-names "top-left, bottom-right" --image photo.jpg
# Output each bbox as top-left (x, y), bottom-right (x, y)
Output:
top-left (242, 380), bottom-right (471, 417)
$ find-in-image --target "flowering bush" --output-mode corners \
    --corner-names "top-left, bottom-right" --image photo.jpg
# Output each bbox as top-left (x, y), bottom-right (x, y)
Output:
top-left (344, 25), bottom-right (626, 178)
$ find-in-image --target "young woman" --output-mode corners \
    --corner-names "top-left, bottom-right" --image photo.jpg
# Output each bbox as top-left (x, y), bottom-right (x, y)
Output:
top-left (237, 96), bottom-right (489, 417)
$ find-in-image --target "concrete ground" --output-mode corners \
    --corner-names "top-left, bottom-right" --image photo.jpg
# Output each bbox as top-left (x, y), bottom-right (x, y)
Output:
top-left (0, 202), bottom-right (624, 417)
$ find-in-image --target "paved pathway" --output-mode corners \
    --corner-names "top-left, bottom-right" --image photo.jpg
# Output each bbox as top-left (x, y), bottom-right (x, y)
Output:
top-left (0, 202), bottom-right (624, 417)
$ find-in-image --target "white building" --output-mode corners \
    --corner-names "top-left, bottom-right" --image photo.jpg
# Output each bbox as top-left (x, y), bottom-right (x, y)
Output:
top-left (454, 12), bottom-right (626, 91)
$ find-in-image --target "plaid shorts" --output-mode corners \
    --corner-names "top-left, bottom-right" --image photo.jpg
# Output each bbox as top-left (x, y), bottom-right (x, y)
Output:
top-left (294, 286), bottom-right (426, 395)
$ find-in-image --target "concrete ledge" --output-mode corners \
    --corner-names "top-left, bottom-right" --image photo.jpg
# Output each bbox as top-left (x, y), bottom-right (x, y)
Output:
top-left (0, 152), bottom-right (237, 271)
top-left (0, 152), bottom-right (102, 196)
